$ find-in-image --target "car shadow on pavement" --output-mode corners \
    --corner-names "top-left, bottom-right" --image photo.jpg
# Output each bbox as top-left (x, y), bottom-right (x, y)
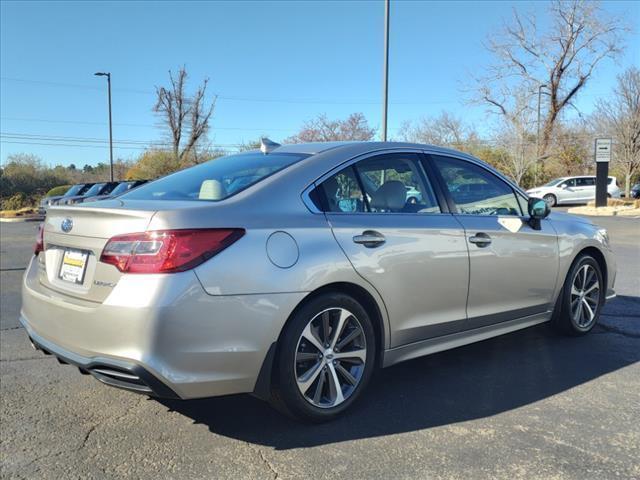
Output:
top-left (159, 311), bottom-right (639, 450)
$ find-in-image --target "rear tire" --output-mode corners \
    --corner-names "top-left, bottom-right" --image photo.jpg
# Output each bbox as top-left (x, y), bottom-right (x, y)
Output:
top-left (543, 194), bottom-right (557, 207)
top-left (551, 254), bottom-right (604, 336)
top-left (270, 293), bottom-right (376, 423)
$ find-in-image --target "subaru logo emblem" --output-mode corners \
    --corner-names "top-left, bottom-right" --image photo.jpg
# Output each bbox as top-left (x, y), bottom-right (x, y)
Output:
top-left (61, 218), bottom-right (73, 233)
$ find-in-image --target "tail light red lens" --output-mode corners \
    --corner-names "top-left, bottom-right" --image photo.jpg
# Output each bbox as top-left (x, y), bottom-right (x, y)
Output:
top-left (100, 229), bottom-right (244, 274)
top-left (34, 223), bottom-right (44, 255)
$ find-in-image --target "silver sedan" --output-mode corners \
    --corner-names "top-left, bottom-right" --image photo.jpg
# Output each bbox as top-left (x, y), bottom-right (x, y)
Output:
top-left (21, 141), bottom-right (616, 422)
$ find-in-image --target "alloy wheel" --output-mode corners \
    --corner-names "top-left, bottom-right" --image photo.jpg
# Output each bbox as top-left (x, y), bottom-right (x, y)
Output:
top-left (570, 264), bottom-right (600, 328)
top-left (294, 308), bottom-right (367, 408)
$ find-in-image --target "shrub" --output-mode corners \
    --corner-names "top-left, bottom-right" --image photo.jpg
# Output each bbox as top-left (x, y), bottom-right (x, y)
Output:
top-left (46, 185), bottom-right (72, 197)
top-left (1, 192), bottom-right (31, 210)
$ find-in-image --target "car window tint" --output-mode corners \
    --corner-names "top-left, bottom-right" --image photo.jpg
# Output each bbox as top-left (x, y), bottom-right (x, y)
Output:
top-left (319, 167), bottom-right (366, 213)
top-left (576, 178), bottom-right (595, 187)
top-left (354, 154), bottom-right (441, 214)
top-left (563, 178), bottom-right (576, 187)
top-left (432, 155), bottom-right (522, 216)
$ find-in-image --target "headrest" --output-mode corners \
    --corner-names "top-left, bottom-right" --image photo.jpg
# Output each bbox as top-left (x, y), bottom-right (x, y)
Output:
top-left (199, 179), bottom-right (227, 200)
top-left (370, 180), bottom-right (406, 212)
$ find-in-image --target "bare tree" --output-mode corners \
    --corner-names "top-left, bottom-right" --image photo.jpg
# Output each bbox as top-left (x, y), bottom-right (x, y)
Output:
top-left (285, 113), bottom-right (376, 143)
top-left (154, 67), bottom-right (217, 163)
top-left (475, 0), bottom-right (627, 160)
top-left (398, 112), bottom-right (479, 151)
top-left (592, 67), bottom-right (640, 196)
top-left (492, 90), bottom-right (539, 185)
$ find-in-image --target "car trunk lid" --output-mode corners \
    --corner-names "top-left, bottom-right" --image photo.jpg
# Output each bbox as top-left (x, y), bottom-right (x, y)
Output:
top-left (40, 205), bottom-right (157, 303)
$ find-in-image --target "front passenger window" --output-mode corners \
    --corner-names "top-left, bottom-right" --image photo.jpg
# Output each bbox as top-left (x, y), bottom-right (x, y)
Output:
top-left (432, 155), bottom-right (522, 216)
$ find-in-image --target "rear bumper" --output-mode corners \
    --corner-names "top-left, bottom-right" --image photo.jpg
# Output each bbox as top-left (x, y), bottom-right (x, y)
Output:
top-left (21, 255), bottom-right (306, 399)
top-left (22, 319), bottom-right (179, 398)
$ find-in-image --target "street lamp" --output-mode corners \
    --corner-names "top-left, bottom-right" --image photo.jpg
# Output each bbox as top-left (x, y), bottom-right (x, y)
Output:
top-left (94, 72), bottom-right (114, 182)
top-left (381, 0), bottom-right (390, 142)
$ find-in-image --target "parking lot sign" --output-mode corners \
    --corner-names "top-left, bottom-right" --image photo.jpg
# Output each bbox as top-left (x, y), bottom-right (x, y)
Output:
top-left (595, 138), bottom-right (612, 163)
top-left (594, 138), bottom-right (612, 207)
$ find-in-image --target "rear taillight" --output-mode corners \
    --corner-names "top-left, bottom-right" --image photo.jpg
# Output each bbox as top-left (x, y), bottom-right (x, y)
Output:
top-left (34, 223), bottom-right (44, 255)
top-left (100, 229), bottom-right (244, 274)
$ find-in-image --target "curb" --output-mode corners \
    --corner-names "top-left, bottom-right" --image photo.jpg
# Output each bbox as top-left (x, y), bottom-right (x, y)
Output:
top-left (0, 216), bottom-right (44, 223)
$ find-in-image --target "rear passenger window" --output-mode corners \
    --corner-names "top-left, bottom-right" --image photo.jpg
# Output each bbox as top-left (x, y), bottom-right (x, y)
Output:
top-left (315, 153), bottom-right (441, 214)
top-left (319, 167), bottom-right (366, 213)
top-left (576, 178), bottom-right (595, 187)
top-left (354, 154), bottom-right (440, 213)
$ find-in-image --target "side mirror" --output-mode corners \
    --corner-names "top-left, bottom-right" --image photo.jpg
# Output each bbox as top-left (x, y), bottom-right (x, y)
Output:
top-left (559, 183), bottom-right (568, 189)
top-left (527, 197), bottom-right (550, 230)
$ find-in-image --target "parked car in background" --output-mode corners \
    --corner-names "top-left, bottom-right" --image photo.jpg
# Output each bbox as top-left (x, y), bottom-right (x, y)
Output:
top-left (60, 182), bottom-right (119, 205)
top-left (526, 176), bottom-right (621, 207)
top-left (39, 183), bottom-right (95, 214)
top-left (23, 141), bottom-right (616, 422)
top-left (80, 180), bottom-right (148, 203)
top-left (631, 183), bottom-right (640, 199)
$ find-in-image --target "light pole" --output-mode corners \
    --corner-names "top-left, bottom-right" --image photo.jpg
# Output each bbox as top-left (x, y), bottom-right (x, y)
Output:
top-left (535, 83), bottom-right (547, 186)
top-left (381, 0), bottom-right (390, 142)
top-left (94, 72), bottom-right (114, 182)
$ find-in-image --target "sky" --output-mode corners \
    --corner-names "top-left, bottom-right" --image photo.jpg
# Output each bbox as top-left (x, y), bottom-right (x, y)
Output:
top-left (1, 0), bottom-right (638, 168)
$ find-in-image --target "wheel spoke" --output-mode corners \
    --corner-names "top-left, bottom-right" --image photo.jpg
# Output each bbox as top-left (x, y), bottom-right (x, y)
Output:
top-left (334, 348), bottom-right (366, 363)
top-left (584, 281), bottom-right (599, 295)
top-left (296, 361), bottom-right (323, 393)
top-left (584, 268), bottom-right (595, 288)
top-left (296, 351), bottom-right (320, 362)
top-left (301, 323), bottom-right (324, 353)
top-left (584, 295), bottom-right (599, 306)
top-left (322, 311), bottom-right (331, 345)
top-left (574, 300), bottom-right (583, 323)
top-left (327, 363), bottom-right (344, 405)
top-left (312, 369), bottom-right (327, 404)
top-left (336, 362), bottom-right (358, 386)
top-left (582, 265), bottom-right (588, 289)
top-left (571, 284), bottom-right (581, 296)
top-left (582, 298), bottom-right (595, 323)
top-left (330, 309), bottom-right (351, 349)
top-left (335, 327), bottom-right (362, 352)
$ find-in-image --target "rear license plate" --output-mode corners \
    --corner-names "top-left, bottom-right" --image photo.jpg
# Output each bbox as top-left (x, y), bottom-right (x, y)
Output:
top-left (58, 249), bottom-right (89, 284)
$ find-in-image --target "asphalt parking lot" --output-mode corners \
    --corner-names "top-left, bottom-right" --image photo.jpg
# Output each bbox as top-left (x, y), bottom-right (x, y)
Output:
top-left (1, 211), bottom-right (639, 479)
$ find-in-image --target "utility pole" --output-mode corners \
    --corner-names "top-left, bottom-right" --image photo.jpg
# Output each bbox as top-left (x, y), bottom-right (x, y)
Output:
top-left (381, 0), bottom-right (390, 142)
top-left (94, 72), bottom-right (114, 181)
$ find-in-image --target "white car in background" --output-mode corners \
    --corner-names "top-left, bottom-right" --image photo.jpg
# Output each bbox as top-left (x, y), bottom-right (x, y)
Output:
top-left (526, 176), bottom-right (621, 207)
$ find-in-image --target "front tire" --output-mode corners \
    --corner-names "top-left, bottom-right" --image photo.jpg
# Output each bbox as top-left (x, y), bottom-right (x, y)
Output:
top-left (552, 254), bottom-right (604, 336)
top-left (543, 194), bottom-right (557, 207)
top-left (271, 293), bottom-right (376, 423)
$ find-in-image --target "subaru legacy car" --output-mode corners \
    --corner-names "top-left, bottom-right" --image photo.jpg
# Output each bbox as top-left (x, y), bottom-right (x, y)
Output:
top-left (22, 141), bottom-right (616, 422)
top-left (526, 175), bottom-right (621, 206)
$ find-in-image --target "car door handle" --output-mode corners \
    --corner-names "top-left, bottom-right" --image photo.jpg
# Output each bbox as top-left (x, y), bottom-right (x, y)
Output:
top-left (353, 230), bottom-right (386, 248)
top-left (469, 232), bottom-right (492, 247)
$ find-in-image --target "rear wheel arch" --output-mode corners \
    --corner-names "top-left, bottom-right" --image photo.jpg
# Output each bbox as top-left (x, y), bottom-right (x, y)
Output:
top-left (279, 283), bottom-right (386, 367)
top-left (253, 282), bottom-right (387, 402)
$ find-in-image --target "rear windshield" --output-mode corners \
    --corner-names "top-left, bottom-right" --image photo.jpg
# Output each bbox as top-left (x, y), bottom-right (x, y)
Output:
top-left (83, 183), bottom-right (106, 196)
top-left (122, 152), bottom-right (309, 202)
top-left (64, 184), bottom-right (85, 196)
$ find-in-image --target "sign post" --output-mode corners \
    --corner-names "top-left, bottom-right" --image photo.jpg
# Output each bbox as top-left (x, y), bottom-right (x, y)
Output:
top-left (594, 138), bottom-right (612, 208)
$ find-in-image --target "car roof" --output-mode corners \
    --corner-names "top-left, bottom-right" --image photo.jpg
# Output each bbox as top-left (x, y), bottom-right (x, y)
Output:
top-left (267, 141), bottom-right (482, 159)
